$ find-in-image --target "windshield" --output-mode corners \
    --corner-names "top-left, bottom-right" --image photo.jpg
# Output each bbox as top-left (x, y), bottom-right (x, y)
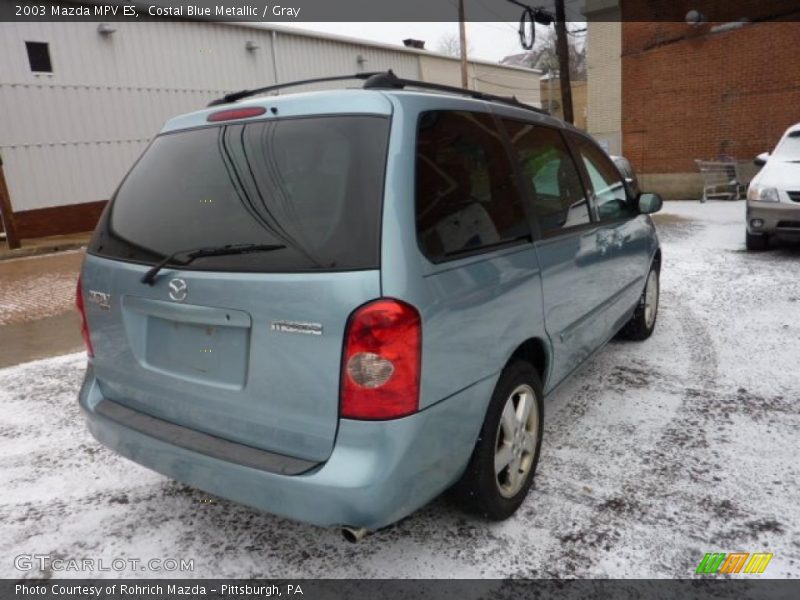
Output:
top-left (89, 115), bottom-right (389, 272)
top-left (772, 131), bottom-right (800, 160)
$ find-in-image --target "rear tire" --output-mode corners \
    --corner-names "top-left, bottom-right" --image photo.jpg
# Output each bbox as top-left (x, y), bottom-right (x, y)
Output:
top-left (452, 361), bottom-right (543, 520)
top-left (746, 230), bottom-right (769, 251)
top-left (619, 264), bottom-right (659, 341)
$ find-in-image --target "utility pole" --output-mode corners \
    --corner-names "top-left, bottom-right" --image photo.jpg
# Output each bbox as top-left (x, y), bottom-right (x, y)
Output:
top-left (458, 0), bottom-right (469, 89)
top-left (554, 0), bottom-right (574, 123)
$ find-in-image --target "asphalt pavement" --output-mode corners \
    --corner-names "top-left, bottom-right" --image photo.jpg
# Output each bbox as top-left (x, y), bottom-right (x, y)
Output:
top-left (0, 250), bottom-right (84, 368)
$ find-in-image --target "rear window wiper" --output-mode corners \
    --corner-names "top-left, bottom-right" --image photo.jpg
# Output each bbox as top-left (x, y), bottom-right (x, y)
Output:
top-left (141, 243), bottom-right (286, 285)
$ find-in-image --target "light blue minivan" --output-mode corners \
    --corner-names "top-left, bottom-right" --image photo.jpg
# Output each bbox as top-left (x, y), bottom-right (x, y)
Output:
top-left (77, 71), bottom-right (662, 541)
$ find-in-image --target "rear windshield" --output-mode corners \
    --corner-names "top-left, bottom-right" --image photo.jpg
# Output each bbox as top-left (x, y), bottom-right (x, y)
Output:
top-left (89, 115), bottom-right (389, 272)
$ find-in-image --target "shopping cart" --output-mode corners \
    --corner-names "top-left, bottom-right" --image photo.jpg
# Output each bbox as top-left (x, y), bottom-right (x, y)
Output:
top-left (695, 160), bottom-right (738, 202)
top-left (695, 159), bottom-right (761, 202)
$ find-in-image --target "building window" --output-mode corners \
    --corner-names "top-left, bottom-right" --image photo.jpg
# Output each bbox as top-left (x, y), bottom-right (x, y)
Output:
top-left (25, 42), bottom-right (52, 73)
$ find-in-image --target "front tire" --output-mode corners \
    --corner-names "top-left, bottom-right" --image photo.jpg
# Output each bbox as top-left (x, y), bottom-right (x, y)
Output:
top-left (452, 361), bottom-right (544, 520)
top-left (619, 264), bottom-right (659, 341)
top-left (746, 230), bottom-right (769, 251)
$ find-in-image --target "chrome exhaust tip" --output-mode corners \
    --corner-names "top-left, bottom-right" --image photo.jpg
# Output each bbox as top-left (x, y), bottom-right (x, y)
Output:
top-left (341, 526), bottom-right (368, 543)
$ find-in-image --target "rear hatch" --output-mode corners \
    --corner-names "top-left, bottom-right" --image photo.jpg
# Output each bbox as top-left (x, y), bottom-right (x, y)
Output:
top-left (82, 105), bottom-right (390, 462)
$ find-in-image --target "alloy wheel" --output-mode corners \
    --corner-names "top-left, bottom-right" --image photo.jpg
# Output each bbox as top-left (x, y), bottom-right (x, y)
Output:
top-left (494, 384), bottom-right (539, 498)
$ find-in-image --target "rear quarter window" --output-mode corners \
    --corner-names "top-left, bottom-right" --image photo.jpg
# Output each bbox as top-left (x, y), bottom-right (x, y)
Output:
top-left (415, 110), bottom-right (529, 262)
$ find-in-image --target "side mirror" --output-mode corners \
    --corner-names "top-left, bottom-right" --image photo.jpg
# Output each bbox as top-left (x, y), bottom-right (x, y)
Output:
top-left (754, 152), bottom-right (770, 167)
top-left (637, 192), bottom-right (663, 215)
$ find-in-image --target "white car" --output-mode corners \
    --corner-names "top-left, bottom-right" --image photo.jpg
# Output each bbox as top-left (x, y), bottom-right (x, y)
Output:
top-left (746, 123), bottom-right (800, 250)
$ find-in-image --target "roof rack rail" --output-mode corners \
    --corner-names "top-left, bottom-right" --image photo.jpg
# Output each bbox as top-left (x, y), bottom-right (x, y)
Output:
top-left (207, 70), bottom-right (548, 117)
top-left (207, 72), bottom-right (382, 106)
top-left (362, 70), bottom-right (549, 116)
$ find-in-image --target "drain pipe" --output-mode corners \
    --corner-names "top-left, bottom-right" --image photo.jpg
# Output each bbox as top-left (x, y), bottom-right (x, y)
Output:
top-left (340, 526), bottom-right (369, 543)
top-left (270, 30), bottom-right (280, 88)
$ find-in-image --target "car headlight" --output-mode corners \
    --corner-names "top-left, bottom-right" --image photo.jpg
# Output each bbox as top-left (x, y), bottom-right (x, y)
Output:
top-left (747, 184), bottom-right (780, 202)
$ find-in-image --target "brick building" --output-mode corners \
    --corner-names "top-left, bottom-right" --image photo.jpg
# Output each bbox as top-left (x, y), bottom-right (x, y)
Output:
top-left (587, 1), bottom-right (800, 198)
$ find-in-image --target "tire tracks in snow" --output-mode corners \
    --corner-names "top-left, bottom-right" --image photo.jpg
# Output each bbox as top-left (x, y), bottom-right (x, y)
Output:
top-left (527, 240), bottom-right (752, 577)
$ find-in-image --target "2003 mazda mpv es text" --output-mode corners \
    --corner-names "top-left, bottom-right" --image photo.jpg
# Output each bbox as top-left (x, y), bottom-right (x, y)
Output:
top-left (77, 71), bottom-right (663, 541)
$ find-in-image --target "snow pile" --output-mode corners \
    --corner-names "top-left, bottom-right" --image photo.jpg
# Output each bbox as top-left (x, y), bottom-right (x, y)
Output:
top-left (1, 201), bottom-right (798, 578)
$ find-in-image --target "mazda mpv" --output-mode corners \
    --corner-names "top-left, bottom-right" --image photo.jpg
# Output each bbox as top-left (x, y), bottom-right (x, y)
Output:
top-left (77, 71), bottom-right (663, 540)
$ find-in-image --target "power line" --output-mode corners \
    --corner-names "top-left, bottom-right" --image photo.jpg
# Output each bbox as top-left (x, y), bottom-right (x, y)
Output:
top-left (473, 76), bottom-right (538, 91)
top-left (471, 21), bottom-right (520, 34)
top-left (441, 0), bottom-right (519, 34)
top-left (471, 0), bottom-right (524, 32)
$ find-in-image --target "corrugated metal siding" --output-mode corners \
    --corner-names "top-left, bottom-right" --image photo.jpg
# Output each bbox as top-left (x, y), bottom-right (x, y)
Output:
top-left (0, 21), bottom-right (279, 90)
top-left (418, 56), bottom-right (541, 108)
top-left (273, 32), bottom-right (420, 91)
top-left (1, 141), bottom-right (148, 211)
top-left (0, 20), bottom-right (539, 213)
top-left (1, 21), bottom-right (283, 211)
top-left (471, 64), bottom-right (541, 108)
top-left (418, 55), bottom-right (463, 88)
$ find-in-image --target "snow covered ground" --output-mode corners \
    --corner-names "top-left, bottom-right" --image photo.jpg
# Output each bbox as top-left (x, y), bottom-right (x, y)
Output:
top-left (1, 201), bottom-right (798, 579)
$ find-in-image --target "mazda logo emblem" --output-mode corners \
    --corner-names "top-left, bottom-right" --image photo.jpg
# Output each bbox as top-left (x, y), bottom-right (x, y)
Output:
top-left (168, 278), bottom-right (188, 302)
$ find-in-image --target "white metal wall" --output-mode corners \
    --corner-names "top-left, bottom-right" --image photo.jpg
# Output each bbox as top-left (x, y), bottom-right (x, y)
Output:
top-left (0, 20), bottom-right (539, 213)
top-left (0, 20), bottom-right (280, 212)
top-left (471, 63), bottom-right (541, 107)
top-left (417, 55), bottom-right (541, 107)
top-left (272, 32), bottom-right (420, 91)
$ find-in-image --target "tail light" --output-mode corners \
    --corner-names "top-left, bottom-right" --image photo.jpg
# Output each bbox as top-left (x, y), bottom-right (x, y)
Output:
top-left (75, 276), bottom-right (94, 357)
top-left (341, 299), bottom-right (421, 420)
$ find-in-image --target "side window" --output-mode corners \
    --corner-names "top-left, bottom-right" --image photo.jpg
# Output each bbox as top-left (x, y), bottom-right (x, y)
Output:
top-left (503, 120), bottom-right (590, 236)
top-left (25, 41), bottom-right (52, 73)
top-left (575, 138), bottom-right (636, 221)
top-left (415, 111), bottom-right (529, 261)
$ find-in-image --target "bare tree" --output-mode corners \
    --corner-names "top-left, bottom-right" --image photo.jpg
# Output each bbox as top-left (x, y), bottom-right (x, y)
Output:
top-left (502, 24), bottom-right (586, 81)
top-left (436, 33), bottom-right (474, 58)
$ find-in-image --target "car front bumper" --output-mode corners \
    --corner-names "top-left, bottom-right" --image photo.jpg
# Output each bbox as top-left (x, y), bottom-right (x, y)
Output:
top-left (746, 201), bottom-right (800, 236)
top-left (78, 365), bottom-right (495, 530)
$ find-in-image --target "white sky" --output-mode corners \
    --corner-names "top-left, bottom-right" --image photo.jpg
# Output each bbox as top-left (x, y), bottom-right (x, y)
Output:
top-left (277, 22), bottom-right (541, 62)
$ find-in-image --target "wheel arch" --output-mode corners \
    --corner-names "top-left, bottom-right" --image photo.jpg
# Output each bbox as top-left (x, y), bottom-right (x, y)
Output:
top-left (652, 247), bottom-right (662, 272)
top-left (506, 337), bottom-right (550, 391)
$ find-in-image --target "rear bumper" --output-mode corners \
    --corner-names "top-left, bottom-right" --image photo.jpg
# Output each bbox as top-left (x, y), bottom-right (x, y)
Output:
top-left (746, 201), bottom-right (800, 236)
top-left (79, 365), bottom-right (495, 530)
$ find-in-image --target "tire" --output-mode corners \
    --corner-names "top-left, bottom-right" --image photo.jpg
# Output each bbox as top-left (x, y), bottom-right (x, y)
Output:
top-left (619, 264), bottom-right (659, 341)
top-left (452, 361), bottom-right (544, 520)
top-left (746, 230), bottom-right (769, 251)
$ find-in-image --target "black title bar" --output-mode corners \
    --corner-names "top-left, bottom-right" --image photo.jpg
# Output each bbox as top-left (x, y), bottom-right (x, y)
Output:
top-left (3, 0), bottom-right (800, 22)
top-left (5, 579), bottom-right (800, 600)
